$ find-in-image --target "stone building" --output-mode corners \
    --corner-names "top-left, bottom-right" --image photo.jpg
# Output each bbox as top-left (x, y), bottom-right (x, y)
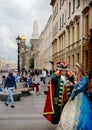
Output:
top-left (20, 36), bottom-right (26, 72)
top-left (38, 15), bottom-right (53, 70)
top-left (50, 0), bottom-right (92, 71)
top-left (30, 20), bottom-right (39, 69)
top-left (0, 56), bottom-right (5, 72)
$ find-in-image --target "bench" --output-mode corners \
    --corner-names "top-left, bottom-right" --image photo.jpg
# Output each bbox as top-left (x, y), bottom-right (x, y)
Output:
top-left (19, 88), bottom-right (33, 95)
top-left (0, 91), bottom-right (22, 101)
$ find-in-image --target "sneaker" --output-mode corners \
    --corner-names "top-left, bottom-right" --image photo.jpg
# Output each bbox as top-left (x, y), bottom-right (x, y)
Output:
top-left (10, 105), bottom-right (15, 108)
top-left (5, 102), bottom-right (8, 106)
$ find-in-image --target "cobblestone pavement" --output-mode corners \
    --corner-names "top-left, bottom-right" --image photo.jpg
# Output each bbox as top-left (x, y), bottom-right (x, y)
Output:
top-left (0, 75), bottom-right (57, 130)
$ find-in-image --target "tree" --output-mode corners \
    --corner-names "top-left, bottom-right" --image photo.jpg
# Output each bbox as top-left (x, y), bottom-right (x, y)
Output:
top-left (29, 56), bottom-right (34, 68)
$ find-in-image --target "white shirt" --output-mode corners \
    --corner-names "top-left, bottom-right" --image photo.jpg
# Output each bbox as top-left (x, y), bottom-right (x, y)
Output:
top-left (42, 70), bottom-right (46, 77)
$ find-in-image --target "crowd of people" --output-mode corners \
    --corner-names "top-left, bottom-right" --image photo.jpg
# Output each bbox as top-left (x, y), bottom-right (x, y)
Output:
top-left (0, 61), bottom-right (92, 129)
top-left (0, 69), bottom-right (42, 108)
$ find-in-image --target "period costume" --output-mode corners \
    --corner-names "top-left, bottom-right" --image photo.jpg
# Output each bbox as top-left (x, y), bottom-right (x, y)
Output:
top-left (56, 76), bottom-right (92, 130)
top-left (43, 62), bottom-right (74, 124)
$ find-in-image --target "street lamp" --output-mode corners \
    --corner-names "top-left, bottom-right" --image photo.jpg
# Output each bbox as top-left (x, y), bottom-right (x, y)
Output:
top-left (20, 36), bottom-right (26, 74)
top-left (16, 35), bottom-right (21, 75)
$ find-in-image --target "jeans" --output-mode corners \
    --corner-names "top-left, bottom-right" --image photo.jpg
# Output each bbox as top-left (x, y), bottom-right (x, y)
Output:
top-left (6, 87), bottom-right (15, 106)
top-left (42, 77), bottom-right (46, 84)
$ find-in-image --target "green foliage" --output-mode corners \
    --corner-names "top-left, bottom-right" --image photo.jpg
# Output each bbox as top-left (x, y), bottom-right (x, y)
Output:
top-left (29, 56), bottom-right (34, 68)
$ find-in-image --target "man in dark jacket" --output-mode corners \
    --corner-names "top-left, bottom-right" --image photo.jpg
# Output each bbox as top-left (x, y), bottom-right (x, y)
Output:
top-left (4, 69), bottom-right (17, 108)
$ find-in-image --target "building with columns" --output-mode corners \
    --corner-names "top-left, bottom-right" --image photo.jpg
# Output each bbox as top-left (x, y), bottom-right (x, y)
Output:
top-left (50, 0), bottom-right (92, 71)
top-left (0, 56), bottom-right (17, 72)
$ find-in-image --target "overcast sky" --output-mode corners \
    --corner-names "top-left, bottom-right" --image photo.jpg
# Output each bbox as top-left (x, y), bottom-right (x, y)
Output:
top-left (0, 0), bottom-right (52, 60)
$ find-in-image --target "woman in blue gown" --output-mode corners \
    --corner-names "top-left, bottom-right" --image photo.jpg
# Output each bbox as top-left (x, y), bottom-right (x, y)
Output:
top-left (56, 63), bottom-right (92, 130)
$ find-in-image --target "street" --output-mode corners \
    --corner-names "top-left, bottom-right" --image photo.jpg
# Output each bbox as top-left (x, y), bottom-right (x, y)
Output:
top-left (0, 75), bottom-right (57, 130)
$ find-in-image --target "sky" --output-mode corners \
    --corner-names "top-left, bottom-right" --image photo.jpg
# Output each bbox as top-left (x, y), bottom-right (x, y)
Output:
top-left (0, 0), bottom-right (52, 60)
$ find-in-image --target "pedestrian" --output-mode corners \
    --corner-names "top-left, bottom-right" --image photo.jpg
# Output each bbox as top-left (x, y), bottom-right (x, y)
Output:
top-left (27, 75), bottom-right (34, 91)
top-left (42, 68), bottom-right (46, 85)
top-left (15, 74), bottom-right (20, 83)
top-left (4, 69), bottom-right (17, 108)
top-left (0, 75), bottom-right (6, 92)
top-left (56, 63), bottom-right (92, 130)
top-left (43, 61), bottom-right (74, 124)
top-left (32, 80), bottom-right (41, 95)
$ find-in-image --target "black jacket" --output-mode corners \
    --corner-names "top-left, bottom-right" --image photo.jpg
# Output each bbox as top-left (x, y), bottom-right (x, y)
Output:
top-left (4, 74), bottom-right (17, 89)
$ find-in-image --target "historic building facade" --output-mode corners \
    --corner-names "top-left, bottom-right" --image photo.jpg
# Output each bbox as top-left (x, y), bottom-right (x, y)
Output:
top-left (30, 20), bottom-right (39, 69)
top-left (0, 56), bottom-right (5, 72)
top-left (38, 15), bottom-right (53, 70)
top-left (50, 0), bottom-right (92, 71)
top-left (20, 36), bottom-right (26, 71)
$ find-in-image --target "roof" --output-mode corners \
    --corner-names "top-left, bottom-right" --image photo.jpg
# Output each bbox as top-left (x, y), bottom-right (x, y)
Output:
top-left (26, 43), bottom-right (32, 48)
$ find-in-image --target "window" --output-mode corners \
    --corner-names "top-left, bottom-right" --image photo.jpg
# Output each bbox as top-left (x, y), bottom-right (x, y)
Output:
top-left (62, 35), bottom-right (64, 49)
top-left (78, 0), bottom-right (80, 6)
top-left (72, 26), bottom-right (74, 43)
top-left (62, 13), bottom-right (64, 27)
top-left (54, 22), bottom-right (58, 35)
top-left (60, 0), bottom-right (61, 9)
top-left (62, 0), bottom-right (64, 5)
top-left (56, 22), bottom-right (58, 33)
top-left (69, 2), bottom-right (71, 18)
top-left (68, 56), bottom-right (70, 64)
top-left (73, 0), bottom-right (75, 13)
top-left (68, 29), bottom-right (70, 46)
top-left (77, 53), bottom-right (79, 63)
top-left (56, 4), bottom-right (58, 14)
top-left (85, 15), bottom-right (89, 37)
top-left (60, 17), bottom-right (61, 29)
top-left (85, 51), bottom-right (88, 70)
top-left (72, 55), bottom-right (74, 68)
top-left (59, 36), bottom-right (62, 51)
top-left (77, 22), bottom-right (80, 41)
top-left (63, 32), bottom-right (65, 49)
top-left (65, 10), bottom-right (66, 24)
top-left (60, 0), bottom-right (64, 9)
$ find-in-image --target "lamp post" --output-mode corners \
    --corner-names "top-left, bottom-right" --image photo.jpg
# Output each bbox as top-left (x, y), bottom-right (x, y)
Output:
top-left (20, 36), bottom-right (26, 74)
top-left (16, 36), bottom-right (21, 75)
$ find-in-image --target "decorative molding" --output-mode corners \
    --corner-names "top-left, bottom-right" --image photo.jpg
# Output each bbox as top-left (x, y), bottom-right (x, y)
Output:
top-left (74, 15), bottom-right (80, 21)
top-left (66, 25), bottom-right (69, 29)
top-left (69, 20), bottom-right (74, 26)
top-left (82, 6), bottom-right (90, 14)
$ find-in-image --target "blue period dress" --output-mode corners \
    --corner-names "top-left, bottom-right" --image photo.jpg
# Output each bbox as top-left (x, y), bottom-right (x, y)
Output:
top-left (56, 76), bottom-right (92, 130)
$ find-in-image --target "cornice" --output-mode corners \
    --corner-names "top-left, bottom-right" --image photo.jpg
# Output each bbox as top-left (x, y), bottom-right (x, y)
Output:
top-left (50, 0), bottom-right (56, 6)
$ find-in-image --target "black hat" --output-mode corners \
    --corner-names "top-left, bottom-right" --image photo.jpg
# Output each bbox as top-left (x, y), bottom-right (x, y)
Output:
top-left (57, 61), bottom-right (69, 69)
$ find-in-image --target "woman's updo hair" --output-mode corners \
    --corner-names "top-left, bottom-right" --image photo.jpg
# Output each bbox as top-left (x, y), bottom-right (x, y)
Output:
top-left (75, 63), bottom-right (86, 81)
